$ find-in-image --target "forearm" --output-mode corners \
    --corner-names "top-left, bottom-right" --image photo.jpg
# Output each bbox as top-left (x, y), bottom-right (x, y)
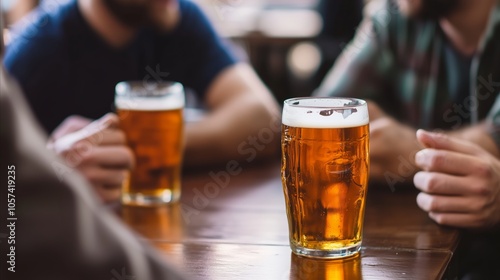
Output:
top-left (183, 94), bottom-right (280, 168)
top-left (7, 0), bottom-right (39, 24)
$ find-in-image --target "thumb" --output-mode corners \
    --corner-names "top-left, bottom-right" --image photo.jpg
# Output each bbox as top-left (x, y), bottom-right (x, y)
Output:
top-left (50, 115), bottom-right (93, 141)
top-left (94, 113), bottom-right (119, 129)
top-left (49, 114), bottom-right (117, 153)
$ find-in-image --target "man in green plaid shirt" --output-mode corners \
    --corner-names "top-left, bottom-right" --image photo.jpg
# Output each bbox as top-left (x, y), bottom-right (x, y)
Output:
top-left (317, 0), bottom-right (500, 276)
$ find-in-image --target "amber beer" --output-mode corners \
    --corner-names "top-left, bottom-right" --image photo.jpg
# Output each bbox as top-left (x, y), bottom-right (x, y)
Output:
top-left (115, 82), bottom-right (185, 206)
top-left (281, 98), bottom-right (369, 258)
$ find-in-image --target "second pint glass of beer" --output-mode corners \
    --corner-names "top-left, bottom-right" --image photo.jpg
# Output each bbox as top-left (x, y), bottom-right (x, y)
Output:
top-left (281, 97), bottom-right (369, 258)
top-left (115, 81), bottom-right (185, 206)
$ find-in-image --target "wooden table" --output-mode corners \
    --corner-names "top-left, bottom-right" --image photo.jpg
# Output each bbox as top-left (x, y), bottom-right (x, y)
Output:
top-left (119, 161), bottom-right (460, 279)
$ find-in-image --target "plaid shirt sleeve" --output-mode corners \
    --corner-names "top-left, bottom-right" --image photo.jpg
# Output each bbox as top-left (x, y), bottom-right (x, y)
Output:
top-left (314, 0), bottom-right (396, 110)
top-left (487, 95), bottom-right (500, 149)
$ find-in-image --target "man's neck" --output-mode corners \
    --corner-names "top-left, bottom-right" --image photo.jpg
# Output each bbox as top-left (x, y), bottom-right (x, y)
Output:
top-left (78, 0), bottom-right (136, 48)
top-left (439, 0), bottom-right (496, 56)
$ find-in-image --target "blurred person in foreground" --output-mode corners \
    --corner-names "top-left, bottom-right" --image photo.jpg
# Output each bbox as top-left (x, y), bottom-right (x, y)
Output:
top-left (0, 20), bottom-right (186, 280)
top-left (316, 0), bottom-right (500, 278)
top-left (3, 0), bottom-right (280, 202)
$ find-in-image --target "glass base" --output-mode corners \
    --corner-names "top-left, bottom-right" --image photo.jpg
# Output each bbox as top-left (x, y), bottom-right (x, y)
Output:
top-left (122, 190), bottom-right (179, 206)
top-left (291, 242), bottom-right (361, 259)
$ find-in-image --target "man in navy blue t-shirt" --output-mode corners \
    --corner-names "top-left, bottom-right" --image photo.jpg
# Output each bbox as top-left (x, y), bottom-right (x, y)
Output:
top-left (4, 0), bottom-right (280, 202)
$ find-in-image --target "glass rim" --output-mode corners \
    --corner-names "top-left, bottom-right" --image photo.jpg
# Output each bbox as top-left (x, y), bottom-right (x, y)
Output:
top-left (115, 81), bottom-right (184, 97)
top-left (284, 97), bottom-right (366, 109)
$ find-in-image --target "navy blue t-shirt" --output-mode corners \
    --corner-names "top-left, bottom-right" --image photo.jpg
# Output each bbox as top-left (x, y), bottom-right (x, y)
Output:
top-left (4, 0), bottom-right (238, 133)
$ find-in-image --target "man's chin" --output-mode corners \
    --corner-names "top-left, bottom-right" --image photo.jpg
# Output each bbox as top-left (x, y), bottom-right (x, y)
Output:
top-left (152, 4), bottom-right (180, 32)
top-left (400, 0), bottom-right (461, 20)
top-left (154, 0), bottom-right (177, 8)
top-left (396, 0), bottom-right (422, 18)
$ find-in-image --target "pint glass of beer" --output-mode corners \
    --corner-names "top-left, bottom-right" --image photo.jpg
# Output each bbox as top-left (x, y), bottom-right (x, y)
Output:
top-left (281, 97), bottom-right (369, 258)
top-left (115, 81), bottom-right (185, 206)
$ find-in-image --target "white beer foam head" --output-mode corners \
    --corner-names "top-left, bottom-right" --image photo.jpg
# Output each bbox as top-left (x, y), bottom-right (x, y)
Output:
top-left (282, 98), bottom-right (369, 128)
top-left (115, 81), bottom-right (185, 111)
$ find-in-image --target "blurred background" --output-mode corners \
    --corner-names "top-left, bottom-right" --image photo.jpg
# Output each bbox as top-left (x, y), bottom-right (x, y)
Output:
top-left (1, 0), bottom-right (364, 104)
top-left (193, 0), bottom-right (363, 104)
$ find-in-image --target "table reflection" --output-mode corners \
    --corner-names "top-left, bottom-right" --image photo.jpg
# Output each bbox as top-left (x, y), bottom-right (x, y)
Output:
top-left (290, 254), bottom-right (362, 280)
top-left (121, 204), bottom-right (184, 241)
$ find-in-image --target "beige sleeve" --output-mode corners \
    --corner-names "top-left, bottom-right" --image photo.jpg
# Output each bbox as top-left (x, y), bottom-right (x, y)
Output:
top-left (0, 66), bottom-right (187, 280)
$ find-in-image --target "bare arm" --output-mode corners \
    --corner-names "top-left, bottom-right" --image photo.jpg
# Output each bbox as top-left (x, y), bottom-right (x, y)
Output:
top-left (6, 0), bottom-right (39, 25)
top-left (183, 63), bottom-right (281, 167)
